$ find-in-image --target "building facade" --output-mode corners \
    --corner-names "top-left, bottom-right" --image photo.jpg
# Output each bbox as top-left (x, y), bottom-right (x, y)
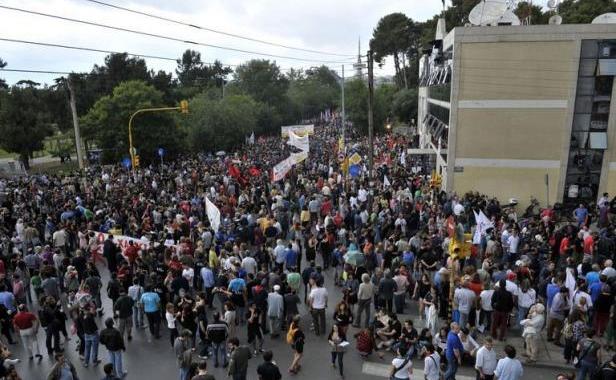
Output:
top-left (418, 23), bottom-right (616, 208)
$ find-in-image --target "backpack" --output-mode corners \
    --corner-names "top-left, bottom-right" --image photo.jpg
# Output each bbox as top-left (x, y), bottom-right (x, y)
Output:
top-left (562, 320), bottom-right (574, 340)
top-left (286, 325), bottom-right (298, 345)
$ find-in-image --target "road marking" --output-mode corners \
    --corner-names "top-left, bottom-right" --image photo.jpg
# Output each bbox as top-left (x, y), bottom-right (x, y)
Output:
top-left (362, 362), bottom-right (475, 380)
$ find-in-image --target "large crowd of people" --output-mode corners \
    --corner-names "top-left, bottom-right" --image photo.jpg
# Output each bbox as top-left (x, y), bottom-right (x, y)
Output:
top-left (0, 121), bottom-right (615, 380)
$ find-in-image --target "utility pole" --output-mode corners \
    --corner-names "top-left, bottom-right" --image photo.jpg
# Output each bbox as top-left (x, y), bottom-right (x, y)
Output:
top-left (367, 50), bottom-right (374, 179)
top-left (341, 65), bottom-right (346, 142)
top-left (67, 75), bottom-right (84, 170)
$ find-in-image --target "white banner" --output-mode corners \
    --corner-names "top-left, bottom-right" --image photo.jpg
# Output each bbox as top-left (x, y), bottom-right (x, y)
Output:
top-left (272, 156), bottom-right (295, 182)
top-left (281, 124), bottom-right (314, 137)
top-left (205, 196), bottom-right (221, 233)
top-left (91, 231), bottom-right (178, 258)
top-left (288, 130), bottom-right (310, 152)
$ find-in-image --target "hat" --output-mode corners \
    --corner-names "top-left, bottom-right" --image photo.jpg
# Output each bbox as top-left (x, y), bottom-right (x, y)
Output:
top-left (273, 285), bottom-right (281, 292)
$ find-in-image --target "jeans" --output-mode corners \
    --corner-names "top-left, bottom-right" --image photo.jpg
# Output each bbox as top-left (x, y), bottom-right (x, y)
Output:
top-left (355, 298), bottom-right (371, 328)
top-left (44, 327), bottom-right (60, 356)
top-left (146, 311), bottom-right (161, 338)
top-left (108, 350), bottom-right (124, 377)
top-left (132, 306), bottom-right (143, 328)
top-left (394, 293), bottom-right (405, 314)
top-left (331, 351), bottom-right (344, 376)
top-left (517, 307), bottom-right (529, 328)
top-left (576, 360), bottom-right (597, 380)
top-left (232, 370), bottom-right (247, 380)
top-left (84, 333), bottom-right (99, 365)
top-left (269, 316), bottom-right (281, 337)
top-left (459, 312), bottom-right (470, 329)
top-left (444, 358), bottom-right (458, 380)
top-left (311, 308), bottom-right (326, 335)
top-left (212, 341), bottom-right (227, 367)
top-left (179, 366), bottom-right (190, 380)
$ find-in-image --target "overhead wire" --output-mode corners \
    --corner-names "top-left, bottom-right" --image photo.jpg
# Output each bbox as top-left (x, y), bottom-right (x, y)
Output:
top-left (0, 38), bottom-right (352, 72)
top-left (0, 4), bottom-right (356, 64)
top-left (83, 0), bottom-right (355, 58)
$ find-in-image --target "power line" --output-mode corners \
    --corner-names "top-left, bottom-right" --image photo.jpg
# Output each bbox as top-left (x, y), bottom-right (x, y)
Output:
top-left (0, 5), bottom-right (356, 64)
top-left (0, 68), bottom-right (73, 75)
top-left (83, 0), bottom-right (355, 58)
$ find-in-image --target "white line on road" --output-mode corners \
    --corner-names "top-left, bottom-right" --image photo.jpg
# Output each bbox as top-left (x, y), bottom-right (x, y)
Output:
top-left (362, 362), bottom-right (475, 379)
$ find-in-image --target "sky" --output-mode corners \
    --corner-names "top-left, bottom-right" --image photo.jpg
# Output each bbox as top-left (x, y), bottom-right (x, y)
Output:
top-left (0, 0), bottom-right (446, 86)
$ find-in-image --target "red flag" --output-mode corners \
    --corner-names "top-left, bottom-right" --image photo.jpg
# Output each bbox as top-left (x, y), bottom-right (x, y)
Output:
top-left (228, 164), bottom-right (241, 179)
top-left (248, 166), bottom-right (261, 177)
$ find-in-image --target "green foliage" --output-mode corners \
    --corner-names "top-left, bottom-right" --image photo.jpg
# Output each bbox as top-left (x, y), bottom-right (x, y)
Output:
top-left (559, 0), bottom-right (616, 24)
top-left (0, 58), bottom-right (6, 90)
top-left (182, 93), bottom-right (258, 152)
top-left (344, 79), bottom-right (368, 134)
top-left (514, 2), bottom-right (552, 24)
top-left (391, 88), bottom-right (418, 124)
top-left (80, 80), bottom-right (185, 164)
top-left (234, 60), bottom-right (289, 107)
top-left (0, 85), bottom-right (53, 168)
top-left (175, 50), bottom-right (232, 91)
top-left (288, 65), bottom-right (340, 121)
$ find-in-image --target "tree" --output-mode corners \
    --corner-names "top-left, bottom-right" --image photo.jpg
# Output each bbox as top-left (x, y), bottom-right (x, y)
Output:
top-left (370, 13), bottom-right (412, 87)
top-left (559, 0), bottom-right (616, 24)
top-left (182, 93), bottom-right (258, 152)
top-left (391, 88), bottom-right (418, 124)
top-left (80, 80), bottom-right (185, 163)
top-left (0, 85), bottom-right (53, 168)
top-left (0, 58), bottom-right (6, 90)
top-left (234, 60), bottom-right (289, 108)
top-left (176, 50), bottom-right (232, 90)
top-left (344, 79), bottom-right (368, 134)
top-left (514, 1), bottom-right (552, 24)
top-left (288, 65), bottom-right (340, 122)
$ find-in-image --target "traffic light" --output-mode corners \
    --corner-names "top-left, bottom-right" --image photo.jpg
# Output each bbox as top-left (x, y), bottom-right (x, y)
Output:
top-left (133, 155), bottom-right (140, 168)
top-left (180, 100), bottom-right (189, 114)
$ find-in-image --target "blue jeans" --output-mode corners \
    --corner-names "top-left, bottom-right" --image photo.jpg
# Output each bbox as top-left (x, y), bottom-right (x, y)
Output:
top-left (444, 358), bottom-right (458, 380)
top-left (132, 306), bottom-right (143, 327)
top-left (576, 361), bottom-right (597, 380)
top-left (108, 350), bottom-right (123, 377)
top-left (517, 307), bottom-right (529, 328)
top-left (84, 333), bottom-right (99, 365)
top-left (179, 366), bottom-right (190, 380)
top-left (212, 341), bottom-right (227, 367)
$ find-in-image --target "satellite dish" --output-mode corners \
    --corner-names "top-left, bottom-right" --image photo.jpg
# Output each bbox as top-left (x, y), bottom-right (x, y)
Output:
top-left (592, 13), bottom-right (616, 24)
top-left (495, 10), bottom-right (521, 26)
top-left (547, 0), bottom-right (559, 9)
top-left (549, 15), bottom-right (563, 25)
top-left (469, 0), bottom-right (508, 26)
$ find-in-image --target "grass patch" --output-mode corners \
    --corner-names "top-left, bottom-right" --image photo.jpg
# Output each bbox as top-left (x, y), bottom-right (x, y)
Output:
top-left (29, 161), bottom-right (79, 175)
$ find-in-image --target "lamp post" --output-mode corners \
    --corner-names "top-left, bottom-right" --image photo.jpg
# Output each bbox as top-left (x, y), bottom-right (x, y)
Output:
top-left (128, 100), bottom-right (188, 172)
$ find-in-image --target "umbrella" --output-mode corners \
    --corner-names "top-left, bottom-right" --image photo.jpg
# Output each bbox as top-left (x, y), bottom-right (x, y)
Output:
top-left (215, 151), bottom-right (226, 157)
top-left (344, 250), bottom-right (364, 266)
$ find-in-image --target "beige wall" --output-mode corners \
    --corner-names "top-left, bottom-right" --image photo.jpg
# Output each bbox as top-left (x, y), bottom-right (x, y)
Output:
top-left (455, 109), bottom-right (568, 160)
top-left (607, 168), bottom-right (616, 197)
top-left (458, 41), bottom-right (577, 100)
top-left (453, 167), bottom-right (561, 209)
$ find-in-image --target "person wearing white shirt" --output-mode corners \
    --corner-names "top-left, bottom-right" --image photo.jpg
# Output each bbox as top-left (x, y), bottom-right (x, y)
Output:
top-left (520, 303), bottom-right (545, 363)
top-left (516, 281), bottom-right (536, 327)
top-left (494, 345), bottom-right (523, 380)
top-left (241, 255), bottom-right (257, 276)
top-left (602, 260), bottom-right (616, 280)
top-left (479, 286), bottom-right (495, 333)
top-left (475, 337), bottom-right (497, 380)
top-left (571, 287), bottom-right (593, 312)
top-left (459, 328), bottom-right (479, 358)
top-left (423, 344), bottom-right (441, 380)
top-left (309, 283), bottom-right (328, 336)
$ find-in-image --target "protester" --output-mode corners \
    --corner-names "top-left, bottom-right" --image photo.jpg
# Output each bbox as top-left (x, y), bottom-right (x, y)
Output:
top-left (494, 345), bottom-right (523, 380)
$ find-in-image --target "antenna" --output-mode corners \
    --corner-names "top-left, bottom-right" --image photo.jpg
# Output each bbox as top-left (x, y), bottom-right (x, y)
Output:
top-left (468, 0), bottom-right (508, 26)
top-left (592, 13), bottom-right (616, 24)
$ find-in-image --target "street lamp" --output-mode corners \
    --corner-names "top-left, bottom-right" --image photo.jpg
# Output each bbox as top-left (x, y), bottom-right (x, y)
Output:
top-left (128, 101), bottom-right (189, 172)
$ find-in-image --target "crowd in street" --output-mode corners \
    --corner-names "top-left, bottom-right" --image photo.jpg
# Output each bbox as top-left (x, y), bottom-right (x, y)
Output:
top-left (1, 121), bottom-right (616, 380)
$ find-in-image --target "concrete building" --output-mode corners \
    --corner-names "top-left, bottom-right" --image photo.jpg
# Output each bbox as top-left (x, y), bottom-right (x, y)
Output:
top-left (418, 21), bottom-right (616, 209)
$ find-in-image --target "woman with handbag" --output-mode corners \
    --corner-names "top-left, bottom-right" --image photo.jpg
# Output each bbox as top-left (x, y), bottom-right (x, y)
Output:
top-left (328, 325), bottom-right (347, 378)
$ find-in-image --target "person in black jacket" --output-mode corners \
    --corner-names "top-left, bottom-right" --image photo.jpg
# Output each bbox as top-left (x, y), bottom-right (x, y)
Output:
top-left (99, 318), bottom-right (126, 378)
top-left (490, 279), bottom-right (514, 341)
top-left (39, 297), bottom-right (64, 357)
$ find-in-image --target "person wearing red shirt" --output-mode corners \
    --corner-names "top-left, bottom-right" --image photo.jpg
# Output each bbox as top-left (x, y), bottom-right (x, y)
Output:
top-left (13, 304), bottom-right (42, 361)
top-left (124, 241), bottom-right (139, 266)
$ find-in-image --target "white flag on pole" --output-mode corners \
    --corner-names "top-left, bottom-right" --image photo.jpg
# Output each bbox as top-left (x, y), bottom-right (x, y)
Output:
top-left (383, 175), bottom-right (391, 188)
top-left (205, 196), bottom-right (221, 233)
top-left (249, 132), bottom-right (255, 145)
top-left (473, 210), bottom-right (494, 245)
